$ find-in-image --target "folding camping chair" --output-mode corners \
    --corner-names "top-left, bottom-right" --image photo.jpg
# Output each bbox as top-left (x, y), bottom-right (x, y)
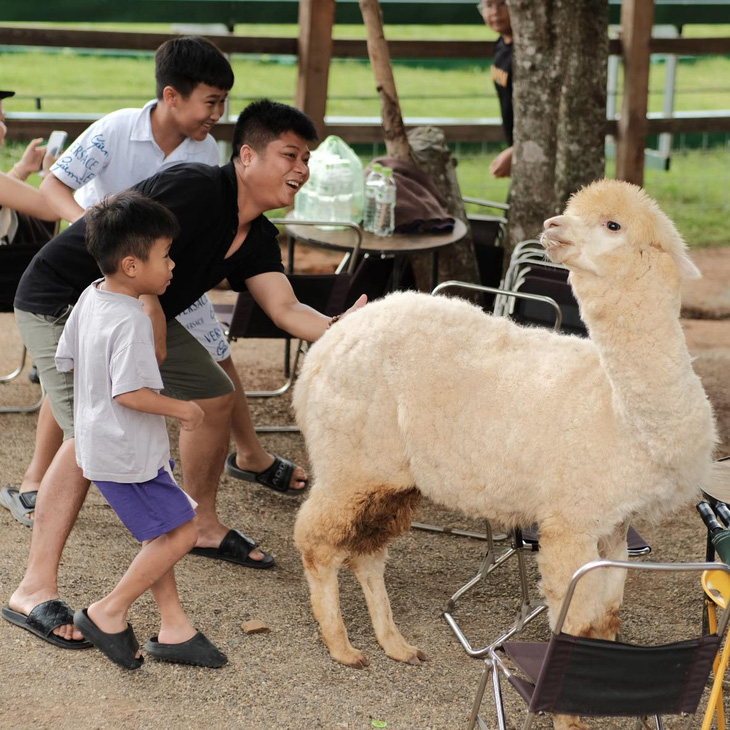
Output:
top-left (480, 560), bottom-right (730, 730)
top-left (462, 196), bottom-right (508, 309)
top-left (701, 567), bottom-right (730, 730)
top-left (0, 238), bottom-right (51, 413)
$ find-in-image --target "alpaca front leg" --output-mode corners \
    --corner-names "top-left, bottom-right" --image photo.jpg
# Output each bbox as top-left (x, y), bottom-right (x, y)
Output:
top-left (348, 550), bottom-right (428, 665)
top-left (595, 522), bottom-right (629, 640)
top-left (537, 530), bottom-right (604, 730)
top-left (536, 529), bottom-right (603, 636)
top-left (301, 546), bottom-right (370, 668)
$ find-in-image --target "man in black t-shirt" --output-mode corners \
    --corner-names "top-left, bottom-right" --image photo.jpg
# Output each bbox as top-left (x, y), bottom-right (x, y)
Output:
top-left (5, 100), bottom-right (366, 648)
top-left (479, 0), bottom-right (514, 178)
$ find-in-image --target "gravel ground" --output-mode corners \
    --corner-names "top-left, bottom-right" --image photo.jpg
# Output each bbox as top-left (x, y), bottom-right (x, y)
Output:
top-left (0, 248), bottom-right (728, 730)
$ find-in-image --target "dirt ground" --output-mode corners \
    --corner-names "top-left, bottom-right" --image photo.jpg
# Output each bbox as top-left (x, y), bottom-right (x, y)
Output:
top-left (0, 246), bottom-right (728, 730)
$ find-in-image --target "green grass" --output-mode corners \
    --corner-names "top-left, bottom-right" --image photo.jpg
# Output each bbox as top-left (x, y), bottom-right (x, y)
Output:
top-left (0, 23), bottom-right (728, 246)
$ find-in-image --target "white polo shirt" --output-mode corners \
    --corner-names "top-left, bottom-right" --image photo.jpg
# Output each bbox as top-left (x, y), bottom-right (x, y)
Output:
top-left (50, 99), bottom-right (219, 209)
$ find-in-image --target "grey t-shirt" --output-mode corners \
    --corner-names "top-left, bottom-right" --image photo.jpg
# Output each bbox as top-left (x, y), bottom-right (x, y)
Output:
top-left (56, 281), bottom-right (170, 483)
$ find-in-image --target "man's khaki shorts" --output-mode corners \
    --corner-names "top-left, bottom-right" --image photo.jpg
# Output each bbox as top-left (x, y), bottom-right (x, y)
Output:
top-left (15, 308), bottom-right (234, 440)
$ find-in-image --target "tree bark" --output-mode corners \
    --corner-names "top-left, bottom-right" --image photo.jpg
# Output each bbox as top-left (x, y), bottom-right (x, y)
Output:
top-left (507, 0), bottom-right (609, 262)
top-left (358, 0), bottom-right (479, 288)
top-left (358, 0), bottom-right (411, 159)
top-left (553, 0), bottom-right (608, 208)
top-left (507, 0), bottom-right (562, 257)
top-left (408, 126), bottom-right (479, 287)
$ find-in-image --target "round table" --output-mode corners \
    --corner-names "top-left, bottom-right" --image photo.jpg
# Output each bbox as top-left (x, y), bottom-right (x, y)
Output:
top-left (283, 214), bottom-right (468, 290)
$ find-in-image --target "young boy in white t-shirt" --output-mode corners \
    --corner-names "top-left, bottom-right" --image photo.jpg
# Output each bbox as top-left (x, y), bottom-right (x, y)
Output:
top-left (56, 190), bottom-right (226, 670)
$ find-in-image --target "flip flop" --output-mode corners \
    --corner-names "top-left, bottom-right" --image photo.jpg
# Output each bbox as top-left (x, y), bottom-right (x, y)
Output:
top-left (224, 452), bottom-right (308, 495)
top-left (145, 631), bottom-right (227, 668)
top-left (0, 486), bottom-right (36, 527)
top-left (189, 528), bottom-right (275, 569)
top-left (73, 608), bottom-right (143, 670)
top-left (2, 599), bottom-right (92, 649)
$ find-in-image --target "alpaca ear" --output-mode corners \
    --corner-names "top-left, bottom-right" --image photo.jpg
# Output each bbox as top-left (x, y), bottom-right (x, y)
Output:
top-left (672, 251), bottom-right (702, 281)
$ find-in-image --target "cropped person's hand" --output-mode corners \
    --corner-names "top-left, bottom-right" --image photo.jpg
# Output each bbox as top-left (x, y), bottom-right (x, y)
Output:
top-left (489, 146), bottom-right (513, 178)
top-left (16, 138), bottom-right (47, 179)
top-left (180, 401), bottom-right (205, 431)
top-left (41, 147), bottom-right (58, 176)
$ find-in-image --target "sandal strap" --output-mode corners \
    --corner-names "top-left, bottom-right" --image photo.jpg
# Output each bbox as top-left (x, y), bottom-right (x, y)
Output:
top-left (220, 529), bottom-right (259, 560)
top-left (18, 491), bottom-right (37, 511)
top-left (26, 599), bottom-right (74, 637)
top-left (255, 455), bottom-right (295, 493)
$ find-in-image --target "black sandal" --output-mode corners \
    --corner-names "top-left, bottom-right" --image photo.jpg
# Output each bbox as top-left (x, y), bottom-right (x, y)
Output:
top-left (224, 453), bottom-right (308, 495)
top-left (2, 599), bottom-right (92, 650)
top-left (189, 529), bottom-right (275, 569)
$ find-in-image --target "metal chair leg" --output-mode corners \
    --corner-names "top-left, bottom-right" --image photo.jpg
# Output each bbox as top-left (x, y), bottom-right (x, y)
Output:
top-left (466, 660), bottom-right (495, 730)
top-left (0, 345), bottom-right (45, 414)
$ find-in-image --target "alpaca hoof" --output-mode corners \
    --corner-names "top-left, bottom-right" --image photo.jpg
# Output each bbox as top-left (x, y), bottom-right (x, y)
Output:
top-left (553, 716), bottom-right (590, 730)
top-left (387, 645), bottom-right (428, 665)
top-left (331, 648), bottom-right (370, 669)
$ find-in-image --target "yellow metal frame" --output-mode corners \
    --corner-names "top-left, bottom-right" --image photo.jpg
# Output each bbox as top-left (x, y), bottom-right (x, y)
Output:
top-left (702, 569), bottom-right (730, 730)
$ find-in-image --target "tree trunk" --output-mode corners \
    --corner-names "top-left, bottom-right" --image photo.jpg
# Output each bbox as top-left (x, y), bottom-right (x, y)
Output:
top-left (553, 0), bottom-right (608, 209)
top-left (408, 126), bottom-right (479, 287)
top-left (507, 0), bottom-right (562, 258)
top-left (358, 0), bottom-right (479, 289)
top-left (358, 0), bottom-right (411, 159)
top-left (507, 0), bottom-right (609, 262)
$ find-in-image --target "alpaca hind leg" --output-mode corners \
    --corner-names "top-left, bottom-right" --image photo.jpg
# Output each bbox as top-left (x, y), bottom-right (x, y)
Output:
top-left (300, 543), bottom-right (370, 668)
top-left (348, 550), bottom-right (428, 665)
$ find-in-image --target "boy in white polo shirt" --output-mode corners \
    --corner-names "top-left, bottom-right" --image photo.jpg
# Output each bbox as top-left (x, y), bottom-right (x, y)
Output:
top-left (57, 190), bottom-right (226, 670)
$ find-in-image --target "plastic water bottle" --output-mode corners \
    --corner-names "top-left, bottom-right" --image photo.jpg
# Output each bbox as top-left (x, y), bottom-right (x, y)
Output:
top-left (374, 166), bottom-right (396, 237)
top-left (363, 162), bottom-right (384, 232)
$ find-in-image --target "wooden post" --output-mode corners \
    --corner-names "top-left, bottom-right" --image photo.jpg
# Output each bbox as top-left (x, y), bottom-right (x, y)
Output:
top-left (358, 0), bottom-right (411, 159)
top-left (295, 0), bottom-right (336, 140)
top-left (616, 0), bottom-right (654, 185)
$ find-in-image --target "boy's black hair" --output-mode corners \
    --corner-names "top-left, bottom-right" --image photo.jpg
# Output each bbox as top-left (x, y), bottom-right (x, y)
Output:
top-left (155, 35), bottom-right (234, 99)
top-left (85, 191), bottom-right (180, 276)
top-left (231, 99), bottom-right (318, 160)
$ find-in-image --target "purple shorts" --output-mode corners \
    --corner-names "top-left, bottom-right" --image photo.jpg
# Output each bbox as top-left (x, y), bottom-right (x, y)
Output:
top-left (94, 463), bottom-right (196, 542)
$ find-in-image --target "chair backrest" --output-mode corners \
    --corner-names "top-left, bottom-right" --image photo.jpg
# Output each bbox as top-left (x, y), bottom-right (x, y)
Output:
top-left (226, 253), bottom-right (394, 341)
top-left (529, 560), bottom-right (730, 718)
top-left (0, 217), bottom-right (57, 312)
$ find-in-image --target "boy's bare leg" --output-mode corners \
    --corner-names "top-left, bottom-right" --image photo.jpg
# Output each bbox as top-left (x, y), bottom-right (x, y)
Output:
top-left (15, 398), bottom-right (64, 516)
top-left (178, 391), bottom-right (265, 562)
top-left (217, 356), bottom-right (307, 490)
top-left (150, 566), bottom-right (196, 645)
top-left (8, 439), bottom-right (89, 641)
top-left (86, 521), bottom-right (198, 655)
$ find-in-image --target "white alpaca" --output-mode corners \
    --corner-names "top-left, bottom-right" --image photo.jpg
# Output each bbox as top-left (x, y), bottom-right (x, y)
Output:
top-left (293, 180), bottom-right (722, 705)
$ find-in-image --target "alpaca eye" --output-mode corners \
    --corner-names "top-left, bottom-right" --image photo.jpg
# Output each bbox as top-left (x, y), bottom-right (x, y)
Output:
top-left (606, 221), bottom-right (621, 231)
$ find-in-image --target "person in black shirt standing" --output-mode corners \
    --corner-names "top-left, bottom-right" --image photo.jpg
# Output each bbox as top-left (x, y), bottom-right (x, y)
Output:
top-left (4, 100), bottom-right (366, 649)
top-left (479, 0), bottom-right (514, 178)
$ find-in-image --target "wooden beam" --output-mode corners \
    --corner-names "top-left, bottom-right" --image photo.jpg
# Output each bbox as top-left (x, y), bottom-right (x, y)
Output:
top-left (2, 26), bottom-right (730, 61)
top-left (6, 115), bottom-right (730, 146)
top-left (295, 0), bottom-right (336, 140)
top-left (616, 0), bottom-right (654, 186)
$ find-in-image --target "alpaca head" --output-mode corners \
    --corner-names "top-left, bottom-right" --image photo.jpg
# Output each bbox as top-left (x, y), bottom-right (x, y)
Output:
top-left (541, 179), bottom-right (700, 282)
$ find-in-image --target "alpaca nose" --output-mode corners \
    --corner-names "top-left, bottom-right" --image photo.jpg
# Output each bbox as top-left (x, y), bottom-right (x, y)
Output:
top-left (544, 216), bottom-right (562, 230)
